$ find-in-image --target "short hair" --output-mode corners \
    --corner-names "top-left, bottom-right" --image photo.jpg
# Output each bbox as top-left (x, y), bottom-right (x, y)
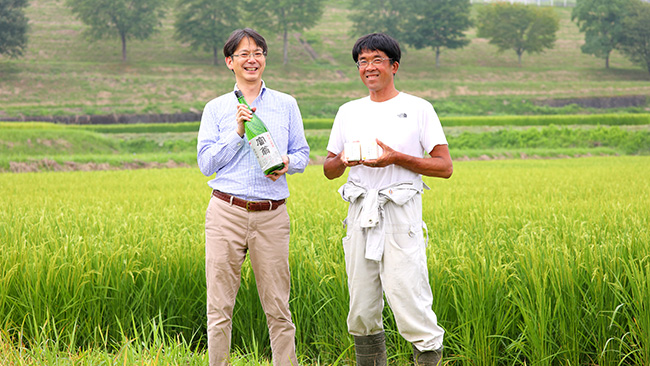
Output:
top-left (223, 28), bottom-right (268, 58)
top-left (352, 33), bottom-right (401, 64)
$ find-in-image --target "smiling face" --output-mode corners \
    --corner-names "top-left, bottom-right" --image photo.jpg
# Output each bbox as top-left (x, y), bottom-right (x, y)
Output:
top-left (226, 37), bottom-right (266, 87)
top-left (357, 49), bottom-right (399, 102)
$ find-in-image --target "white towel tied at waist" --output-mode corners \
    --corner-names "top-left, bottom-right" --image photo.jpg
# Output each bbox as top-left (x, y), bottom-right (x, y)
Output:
top-left (338, 179), bottom-right (429, 261)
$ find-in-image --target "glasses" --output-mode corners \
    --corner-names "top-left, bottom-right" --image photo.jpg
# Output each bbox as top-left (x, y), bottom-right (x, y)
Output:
top-left (231, 51), bottom-right (267, 60)
top-left (356, 57), bottom-right (391, 68)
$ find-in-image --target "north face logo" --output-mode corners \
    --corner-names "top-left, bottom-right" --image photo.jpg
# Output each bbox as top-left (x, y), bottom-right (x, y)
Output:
top-left (397, 113), bottom-right (407, 118)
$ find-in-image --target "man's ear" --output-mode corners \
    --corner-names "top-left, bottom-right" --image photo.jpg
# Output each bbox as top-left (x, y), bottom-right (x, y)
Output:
top-left (391, 61), bottom-right (399, 76)
top-left (225, 56), bottom-right (234, 71)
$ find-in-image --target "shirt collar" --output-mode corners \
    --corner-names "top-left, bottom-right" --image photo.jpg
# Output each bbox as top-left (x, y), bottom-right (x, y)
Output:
top-left (233, 81), bottom-right (267, 103)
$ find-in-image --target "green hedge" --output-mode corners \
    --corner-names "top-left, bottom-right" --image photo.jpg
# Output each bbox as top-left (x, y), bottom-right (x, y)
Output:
top-left (442, 113), bottom-right (650, 127)
top-left (3, 114), bottom-right (649, 132)
top-left (447, 125), bottom-right (650, 154)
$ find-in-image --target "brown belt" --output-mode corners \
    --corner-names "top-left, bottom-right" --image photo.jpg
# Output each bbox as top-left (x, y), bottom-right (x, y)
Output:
top-left (212, 190), bottom-right (285, 212)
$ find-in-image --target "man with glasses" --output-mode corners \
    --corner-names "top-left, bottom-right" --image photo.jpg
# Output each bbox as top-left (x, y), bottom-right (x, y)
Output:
top-left (323, 33), bottom-right (452, 366)
top-left (197, 28), bottom-right (309, 366)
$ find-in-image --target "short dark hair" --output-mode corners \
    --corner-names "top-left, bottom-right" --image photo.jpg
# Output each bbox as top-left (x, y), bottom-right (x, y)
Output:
top-left (223, 28), bottom-right (268, 58)
top-left (352, 33), bottom-right (401, 64)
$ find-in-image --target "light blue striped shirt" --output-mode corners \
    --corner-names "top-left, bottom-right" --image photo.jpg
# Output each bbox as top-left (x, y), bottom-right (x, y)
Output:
top-left (197, 82), bottom-right (310, 201)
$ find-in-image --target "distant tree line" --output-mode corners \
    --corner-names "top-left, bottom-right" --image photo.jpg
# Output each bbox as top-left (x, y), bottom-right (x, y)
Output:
top-left (1, 0), bottom-right (649, 74)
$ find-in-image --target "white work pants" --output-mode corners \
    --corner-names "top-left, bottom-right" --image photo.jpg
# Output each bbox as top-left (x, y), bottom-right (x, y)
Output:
top-left (343, 194), bottom-right (444, 351)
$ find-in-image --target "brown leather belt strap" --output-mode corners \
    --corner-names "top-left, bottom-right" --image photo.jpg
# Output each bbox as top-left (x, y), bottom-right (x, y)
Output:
top-left (212, 190), bottom-right (285, 212)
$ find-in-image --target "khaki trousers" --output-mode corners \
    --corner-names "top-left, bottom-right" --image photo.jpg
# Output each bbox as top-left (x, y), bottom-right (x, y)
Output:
top-left (205, 196), bottom-right (298, 366)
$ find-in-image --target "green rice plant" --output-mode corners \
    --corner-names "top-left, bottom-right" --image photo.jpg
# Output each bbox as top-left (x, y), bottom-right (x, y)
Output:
top-left (607, 251), bottom-right (650, 365)
top-left (1, 157), bottom-right (649, 364)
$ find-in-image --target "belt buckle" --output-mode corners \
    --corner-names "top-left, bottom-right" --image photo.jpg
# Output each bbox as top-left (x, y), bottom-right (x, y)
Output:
top-left (246, 201), bottom-right (253, 211)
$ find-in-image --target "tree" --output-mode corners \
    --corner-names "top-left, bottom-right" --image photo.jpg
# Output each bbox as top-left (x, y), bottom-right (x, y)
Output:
top-left (571, 0), bottom-right (628, 69)
top-left (618, 0), bottom-right (650, 74)
top-left (476, 2), bottom-right (559, 65)
top-left (0, 0), bottom-right (29, 58)
top-left (65, 0), bottom-right (168, 62)
top-left (348, 0), bottom-right (473, 67)
top-left (402, 0), bottom-right (472, 68)
top-left (174, 0), bottom-right (241, 66)
top-left (245, 0), bottom-right (326, 65)
top-left (348, 0), bottom-right (408, 40)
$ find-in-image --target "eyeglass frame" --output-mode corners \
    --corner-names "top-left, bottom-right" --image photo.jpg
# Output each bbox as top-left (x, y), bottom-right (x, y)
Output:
top-left (356, 57), bottom-right (392, 68)
top-left (231, 50), bottom-right (267, 60)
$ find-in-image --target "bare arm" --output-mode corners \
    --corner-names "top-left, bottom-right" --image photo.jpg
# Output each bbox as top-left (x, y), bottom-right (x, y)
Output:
top-left (362, 139), bottom-right (453, 178)
top-left (323, 150), bottom-right (363, 180)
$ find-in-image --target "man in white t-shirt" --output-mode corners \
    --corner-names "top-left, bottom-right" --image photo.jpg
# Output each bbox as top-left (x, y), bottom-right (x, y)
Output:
top-left (323, 33), bottom-right (453, 366)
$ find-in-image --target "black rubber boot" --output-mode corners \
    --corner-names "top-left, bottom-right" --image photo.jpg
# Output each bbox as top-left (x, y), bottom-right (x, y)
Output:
top-left (354, 332), bottom-right (387, 366)
top-left (413, 344), bottom-right (443, 366)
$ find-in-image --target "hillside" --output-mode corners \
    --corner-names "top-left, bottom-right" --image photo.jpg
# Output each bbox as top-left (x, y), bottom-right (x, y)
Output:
top-left (0, 0), bottom-right (649, 119)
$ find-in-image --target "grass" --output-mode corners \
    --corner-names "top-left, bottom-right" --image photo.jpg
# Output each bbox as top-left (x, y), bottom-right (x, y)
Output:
top-left (1, 157), bottom-right (649, 364)
top-left (0, 120), bottom-right (650, 172)
top-left (1, 1), bottom-right (649, 119)
top-left (2, 119), bottom-right (649, 171)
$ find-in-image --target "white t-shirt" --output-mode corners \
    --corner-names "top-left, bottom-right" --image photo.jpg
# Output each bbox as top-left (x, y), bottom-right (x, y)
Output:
top-left (327, 92), bottom-right (448, 189)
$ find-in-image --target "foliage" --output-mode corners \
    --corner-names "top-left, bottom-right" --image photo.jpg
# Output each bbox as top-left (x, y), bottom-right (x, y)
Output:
top-left (347, 0), bottom-right (472, 67)
top-left (0, 0), bottom-right (28, 58)
top-left (1, 158), bottom-right (650, 364)
top-left (347, 0), bottom-right (407, 40)
top-left (3, 2), bottom-right (650, 119)
top-left (448, 125), bottom-right (650, 155)
top-left (571, 0), bottom-right (628, 69)
top-left (440, 113), bottom-right (650, 127)
top-left (2, 118), bottom-right (650, 172)
top-left (401, 0), bottom-right (472, 67)
top-left (618, 0), bottom-right (650, 74)
top-left (77, 122), bottom-right (201, 134)
top-left (173, 0), bottom-right (241, 66)
top-left (65, 0), bottom-right (168, 62)
top-left (476, 2), bottom-right (560, 65)
top-left (3, 113), bottom-right (649, 133)
top-left (244, 0), bottom-right (326, 65)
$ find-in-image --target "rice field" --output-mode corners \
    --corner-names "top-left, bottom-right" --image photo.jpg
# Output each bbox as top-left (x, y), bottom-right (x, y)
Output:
top-left (1, 156), bottom-right (649, 365)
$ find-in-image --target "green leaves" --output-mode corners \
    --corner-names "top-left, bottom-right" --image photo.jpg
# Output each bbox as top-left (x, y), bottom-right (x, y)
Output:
top-left (0, 0), bottom-right (29, 58)
top-left (476, 3), bottom-right (559, 65)
top-left (173, 0), bottom-right (242, 66)
top-left (571, 0), bottom-right (628, 68)
top-left (244, 0), bottom-right (327, 64)
top-left (618, 0), bottom-right (650, 74)
top-left (65, 0), bottom-right (168, 61)
top-left (348, 0), bottom-right (473, 67)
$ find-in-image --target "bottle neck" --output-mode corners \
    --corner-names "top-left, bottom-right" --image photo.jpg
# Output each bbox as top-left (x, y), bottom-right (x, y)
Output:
top-left (236, 82), bottom-right (262, 107)
top-left (237, 95), bottom-right (251, 109)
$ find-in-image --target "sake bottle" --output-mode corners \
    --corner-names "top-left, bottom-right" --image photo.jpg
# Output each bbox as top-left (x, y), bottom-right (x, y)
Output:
top-left (234, 90), bottom-right (285, 175)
